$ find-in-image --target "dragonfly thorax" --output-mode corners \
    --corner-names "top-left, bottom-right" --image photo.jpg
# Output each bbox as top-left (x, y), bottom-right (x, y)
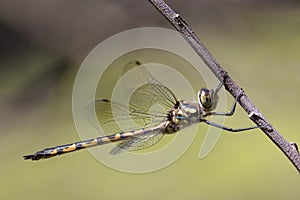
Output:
top-left (165, 100), bottom-right (201, 134)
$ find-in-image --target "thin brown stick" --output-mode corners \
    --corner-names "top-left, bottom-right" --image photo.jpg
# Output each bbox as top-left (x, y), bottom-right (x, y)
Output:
top-left (148, 0), bottom-right (300, 173)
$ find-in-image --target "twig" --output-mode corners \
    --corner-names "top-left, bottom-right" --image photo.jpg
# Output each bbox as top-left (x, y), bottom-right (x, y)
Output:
top-left (148, 0), bottom-right (300, 173)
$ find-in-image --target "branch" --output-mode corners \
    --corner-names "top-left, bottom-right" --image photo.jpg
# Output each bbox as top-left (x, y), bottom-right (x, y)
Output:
top-left (148, 0), bottom-right (300, 173)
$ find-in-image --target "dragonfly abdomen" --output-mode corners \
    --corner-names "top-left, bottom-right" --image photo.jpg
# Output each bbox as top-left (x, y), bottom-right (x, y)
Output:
top-left (23, 133), bottom-right (130, 161)
top-left (23, 139), bottom-right (95, 161)
top-left (23, 129), bottom-right (155, 161)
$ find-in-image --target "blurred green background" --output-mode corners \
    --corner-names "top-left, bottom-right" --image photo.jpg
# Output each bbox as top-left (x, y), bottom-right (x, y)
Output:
top-left (0, 0), bottom-right (299, 199)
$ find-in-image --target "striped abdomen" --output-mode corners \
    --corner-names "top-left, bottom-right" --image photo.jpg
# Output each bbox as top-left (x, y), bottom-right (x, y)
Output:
top-left (23, 123), bottom-right (165, 161)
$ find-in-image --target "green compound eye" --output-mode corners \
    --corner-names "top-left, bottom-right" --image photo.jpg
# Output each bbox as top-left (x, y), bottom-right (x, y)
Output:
top-left (197, 88), bottom-right (218, 111)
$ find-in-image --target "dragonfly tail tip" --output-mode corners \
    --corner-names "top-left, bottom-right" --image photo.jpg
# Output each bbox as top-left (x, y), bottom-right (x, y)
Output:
top-left (23, 154), bottom-right (42, 161)
top-left (23, 155), bottom-right (34, 160)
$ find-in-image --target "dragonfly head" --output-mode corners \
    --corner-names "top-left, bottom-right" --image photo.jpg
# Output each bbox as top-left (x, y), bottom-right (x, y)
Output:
top-left (197, 88), bottom-right (219, 111)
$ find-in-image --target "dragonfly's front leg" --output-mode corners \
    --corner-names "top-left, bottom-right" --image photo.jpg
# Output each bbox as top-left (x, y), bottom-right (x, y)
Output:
top-left (206, 90), bottom-right (244, 117)
top-left (201, 119), bottom-right (259, 132)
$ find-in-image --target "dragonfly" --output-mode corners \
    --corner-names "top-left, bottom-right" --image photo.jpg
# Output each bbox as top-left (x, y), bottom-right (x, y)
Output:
top-left (24, 62), bottom-right (258, 161)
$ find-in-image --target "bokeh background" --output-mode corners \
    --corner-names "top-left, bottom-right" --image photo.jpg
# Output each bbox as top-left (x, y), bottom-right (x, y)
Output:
top-left (1, 0), bottom-right (299, 199)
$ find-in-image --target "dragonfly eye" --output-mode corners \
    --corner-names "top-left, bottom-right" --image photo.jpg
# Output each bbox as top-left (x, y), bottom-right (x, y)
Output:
top-left (198, 88), bottom-right (218, 111)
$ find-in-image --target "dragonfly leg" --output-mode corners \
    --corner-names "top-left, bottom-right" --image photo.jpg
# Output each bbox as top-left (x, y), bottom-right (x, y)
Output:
top-left (214, 72), bottom-right (229, 94)
top-left (201, 119), bottom-right (259, 132)
top-left (214, 81), bottom-right (223, 94)
top-left (207, 89), bottom-right (244, 117)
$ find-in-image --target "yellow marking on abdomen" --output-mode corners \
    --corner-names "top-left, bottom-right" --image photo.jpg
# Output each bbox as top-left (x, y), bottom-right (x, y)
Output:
top-left (50, 149), bottom-right (57, 155)
top-left (81, 139), bottom-right (98, 147)
top-left (63, 144), bottom-right (76, 152)
top-left (101, 137), bottom-right (111, 143)
top-left (114, 133), bottom-right (121, 140)
top-left (122, 132), bottom-right (136, 137)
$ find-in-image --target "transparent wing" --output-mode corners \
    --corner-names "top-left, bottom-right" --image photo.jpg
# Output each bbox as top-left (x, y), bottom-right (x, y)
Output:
top-left (87, 65), bottom-right (178, 135)
top-left (123, 61), bottom-right (178, 115)
top-left (109, 129), bottom-right (164, 155)
top-left (85, 64), bottom-right (178, 153)
top-left (91, 99), bottom-right (165, 135)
